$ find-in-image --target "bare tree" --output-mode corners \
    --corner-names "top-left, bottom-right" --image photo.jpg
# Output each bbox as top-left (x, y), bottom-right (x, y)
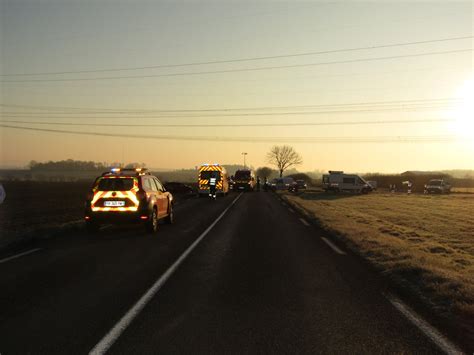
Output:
top-left (256, 166), bottom-right (274, 180)
top-left (266, 145), bottom-right (303, 178)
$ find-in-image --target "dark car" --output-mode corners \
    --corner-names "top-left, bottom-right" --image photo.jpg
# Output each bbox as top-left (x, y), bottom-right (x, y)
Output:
top-left (296, 179), bottom-right (307, 189)
top-left (164, 182), bottom-right (195, 195)
top-left (84, 168), bottom-right (174, 233)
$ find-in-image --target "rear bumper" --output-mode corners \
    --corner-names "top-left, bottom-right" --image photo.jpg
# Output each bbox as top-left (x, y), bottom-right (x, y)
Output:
top-left (85, 210), bottom-right (149, 223)
top-left (234, 183), bottom-right (252, 191)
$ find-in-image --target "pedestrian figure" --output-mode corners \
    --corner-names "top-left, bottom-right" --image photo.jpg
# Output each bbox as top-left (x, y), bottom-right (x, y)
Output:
top-left (407, 180), bottom-right (413, 195)
top-left (263, 177), bottom-right (268, 192)
top-left (209, 172), bottom-right (217, 199)
top-left (256, 177), bottom-right (261, 191)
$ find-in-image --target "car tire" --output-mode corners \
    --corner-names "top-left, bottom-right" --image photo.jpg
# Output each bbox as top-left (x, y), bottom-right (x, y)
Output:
top-left (165, 203), bottom-right (174, 224)
top-left (145, 208), bottom-right (159, 233)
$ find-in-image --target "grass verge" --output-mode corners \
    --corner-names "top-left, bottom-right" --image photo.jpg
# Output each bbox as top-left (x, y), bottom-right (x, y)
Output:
top-left (281, 190), bottom-right (474, 350)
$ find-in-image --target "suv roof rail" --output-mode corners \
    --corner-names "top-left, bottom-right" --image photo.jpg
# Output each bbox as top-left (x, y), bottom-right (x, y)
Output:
top-left (101, 168), bottom-right (151, 176)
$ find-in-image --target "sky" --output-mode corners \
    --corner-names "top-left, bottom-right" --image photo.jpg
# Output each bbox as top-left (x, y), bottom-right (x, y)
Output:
top-left (0, 0), bottom-right (473, 173)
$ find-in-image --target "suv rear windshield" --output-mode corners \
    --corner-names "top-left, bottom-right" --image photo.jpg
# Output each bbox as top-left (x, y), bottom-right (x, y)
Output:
top-left (97, 178), bottom-right (135, 191)
top-left (235, 171), bottom-right (251, 179)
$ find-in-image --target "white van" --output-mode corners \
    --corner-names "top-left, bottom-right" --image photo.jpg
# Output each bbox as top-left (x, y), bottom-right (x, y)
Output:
top-left (322, 171), bottom-right (372, 194)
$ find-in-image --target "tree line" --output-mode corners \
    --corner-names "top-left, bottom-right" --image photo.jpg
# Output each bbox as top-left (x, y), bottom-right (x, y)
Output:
top-left (28, 160), bottom-right (146, 171)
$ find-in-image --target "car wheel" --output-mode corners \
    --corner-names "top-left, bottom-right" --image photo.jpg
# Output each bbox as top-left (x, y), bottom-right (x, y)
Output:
top-left (145, 208), bottom-right (159, 233)
top-left (165, 204), bottom-right (174, 224)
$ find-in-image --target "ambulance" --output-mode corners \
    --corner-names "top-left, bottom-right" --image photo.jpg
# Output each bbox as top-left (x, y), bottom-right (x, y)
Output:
top-left (198, 164), bottom-right (230, 197)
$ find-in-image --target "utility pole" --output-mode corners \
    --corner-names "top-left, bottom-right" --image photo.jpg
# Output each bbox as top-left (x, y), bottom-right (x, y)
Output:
top-left (242, 152), bottom-right (248, 169)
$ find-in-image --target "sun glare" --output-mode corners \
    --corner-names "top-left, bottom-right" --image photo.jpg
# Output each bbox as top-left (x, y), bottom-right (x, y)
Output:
top-left (450, 77), bottom-right (474, 144)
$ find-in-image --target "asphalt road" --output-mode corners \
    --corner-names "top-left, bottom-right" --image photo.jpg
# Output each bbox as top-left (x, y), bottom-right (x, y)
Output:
top-left (0, 191), bottom-right (452, 354)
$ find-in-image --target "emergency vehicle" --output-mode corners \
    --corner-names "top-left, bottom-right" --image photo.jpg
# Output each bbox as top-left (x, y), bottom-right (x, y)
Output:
top-left (84, 168), bottom-right (173, 233)
top-left (198, 164), bottom-right (229, 197)
top-left (322, 171), bottom-right (372, 194)
top-left (233, 169), bottom-right (256, 191)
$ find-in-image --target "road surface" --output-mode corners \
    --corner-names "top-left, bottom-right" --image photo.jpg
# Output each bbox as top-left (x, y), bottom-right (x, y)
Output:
top-left (0, 192), bottom-right (455, 354)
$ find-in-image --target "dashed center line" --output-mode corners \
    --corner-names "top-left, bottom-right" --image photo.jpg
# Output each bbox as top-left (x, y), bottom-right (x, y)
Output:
top-left (321, 237), bottom-right (346, 255)
top-left (299, 218), bottom-right (310, 226)
top-left (0, 248), bottom-right (42, 264)
top-left (385, 293), bottom-right (463, 355)
top-left (89, 192), bottom-right (243, 355)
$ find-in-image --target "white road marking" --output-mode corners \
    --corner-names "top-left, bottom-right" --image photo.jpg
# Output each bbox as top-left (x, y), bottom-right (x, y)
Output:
top-left (89, 193), bottom-right (243, 355)
top-left (385, 293), bottom-right (463, 355)
top-left (321, 237), bottom-right (346, 255)
top-left (299, 218), bottom-right (310, 227)
top-left (0, 248), bottom-right (42, 264)
top-left (288, 208), bottom-right (295, 213)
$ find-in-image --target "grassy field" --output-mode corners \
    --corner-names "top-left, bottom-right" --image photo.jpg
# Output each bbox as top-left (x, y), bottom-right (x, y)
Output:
top-left (282, 190), bottom-right (474, 347)
top-left (452, 187), bottom-right (474, 193)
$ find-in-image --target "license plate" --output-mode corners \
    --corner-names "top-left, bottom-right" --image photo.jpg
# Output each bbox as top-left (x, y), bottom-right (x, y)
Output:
top-left (104, 200), bottom-right (125, 207)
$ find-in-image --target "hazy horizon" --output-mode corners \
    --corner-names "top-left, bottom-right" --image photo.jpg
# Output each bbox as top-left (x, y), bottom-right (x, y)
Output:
top-left (1, 0), bottom-right (473, 173)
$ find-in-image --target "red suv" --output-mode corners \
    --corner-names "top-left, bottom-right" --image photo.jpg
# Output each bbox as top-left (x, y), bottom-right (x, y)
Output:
top-left (84, 168), bottom-right (173, 233)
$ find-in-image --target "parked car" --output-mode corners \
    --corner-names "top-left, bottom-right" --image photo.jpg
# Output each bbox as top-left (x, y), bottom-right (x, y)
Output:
top-left (84, 168), bottom-right (174, 233)
top-left (322, 171), bottom-right (372, 193)
top-left (295, 179), bottom-right (307, 190)
top-left (164, 182), bottom-right (194, 195)
top-left (424, 179), bottom-right (451, 194)
top-left (270, 177), bottom-right (296, 191)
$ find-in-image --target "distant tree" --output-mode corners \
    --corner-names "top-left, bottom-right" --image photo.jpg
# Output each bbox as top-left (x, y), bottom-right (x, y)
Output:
top-left (125, 162), bottom-right (146, 169)
top-left (256, 166), bottom-right (274, 179)
top-left (266, 145), bottom-right (303, 178)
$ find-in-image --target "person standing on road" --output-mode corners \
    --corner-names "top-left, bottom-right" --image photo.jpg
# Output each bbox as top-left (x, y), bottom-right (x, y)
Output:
top-left (256, 177), bottom-right (260, 191)
top-left (209, 172), bottom-right (217, 199)
top-left (0, 183), bottom-right (5, 205)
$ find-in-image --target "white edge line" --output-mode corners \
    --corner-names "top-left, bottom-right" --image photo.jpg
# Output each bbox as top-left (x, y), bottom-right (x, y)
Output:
top-left (321, 237), bottom-right (346, 255)
top-left (89, 192), bottom-right (243, 355)
top-left (299, 218), bottom-right (310, 227)
top-left (384, 293), bottom-right (464, 355)
top-left (0, 248), bottom-right (42, 264)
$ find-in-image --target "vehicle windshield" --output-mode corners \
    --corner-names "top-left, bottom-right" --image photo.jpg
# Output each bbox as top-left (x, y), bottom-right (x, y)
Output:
top-left (97, 178), bottom-right (135, 191)
top-left (200, 171), bottom-right (221, 181)
top-left (235, 171), bottom-right (251, 179)
top-left (429, 180), bottom-right (442, 186)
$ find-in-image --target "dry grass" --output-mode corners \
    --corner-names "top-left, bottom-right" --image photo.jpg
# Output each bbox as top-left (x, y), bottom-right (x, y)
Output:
top-left (282, 190), bottom-right (474, 346)
top-left (452, 187), bottom-right (474, 193)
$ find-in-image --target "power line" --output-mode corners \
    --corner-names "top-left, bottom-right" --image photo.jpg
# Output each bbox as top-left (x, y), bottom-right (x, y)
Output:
top-left (0, 124), bottom-right (459, 143)
top-left (0, 105), bottom-right (452, 120)
top-left (1, 49), bottom-right (471, 83)
top-left (0, 98), bottom-right (460, 113)
top-left (0, 118), bottom-right (453, 128)
top-left (1, 36), bottom-right (471, 77)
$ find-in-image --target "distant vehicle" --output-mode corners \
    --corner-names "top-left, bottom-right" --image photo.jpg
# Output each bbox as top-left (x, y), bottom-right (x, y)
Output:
top-left (198, 164), bottom-right (230, 197)
top-left (233, 169), bottom-right (256, 191)
top-left (295, 179), bottom-right (307, 190)
top-left (322, 171), bottom-right (372, 194)
top-left (164, 182), bottom-right (194, 195)
top-left (84, 168), bottom-right (174, 233)
top-left (270, 177), bottom-right (295, 191)
top-left (367, 181), bottom-right (378, 190)
top-left (424, 179), bottom-right (451, 194)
